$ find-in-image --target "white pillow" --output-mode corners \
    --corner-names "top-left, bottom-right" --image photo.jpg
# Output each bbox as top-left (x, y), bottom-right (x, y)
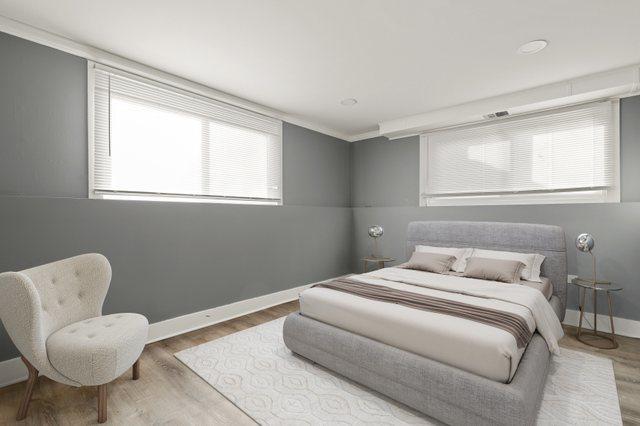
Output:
top-left (471, 249), bottom-right (545, 282)
top-left (415, 245), bottom-right (474, 273)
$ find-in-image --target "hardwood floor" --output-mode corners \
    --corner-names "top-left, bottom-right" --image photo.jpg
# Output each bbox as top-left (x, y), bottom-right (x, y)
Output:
top-left (0, 300), bottom-right (638, 425)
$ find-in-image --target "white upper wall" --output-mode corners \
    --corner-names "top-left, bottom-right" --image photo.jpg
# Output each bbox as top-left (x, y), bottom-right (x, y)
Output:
top-left (0, 0), bottom-right (639, 139)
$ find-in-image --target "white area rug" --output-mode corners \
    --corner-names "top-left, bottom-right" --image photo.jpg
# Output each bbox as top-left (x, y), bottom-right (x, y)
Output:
top-left (175, 317), bottom-right (622, 425)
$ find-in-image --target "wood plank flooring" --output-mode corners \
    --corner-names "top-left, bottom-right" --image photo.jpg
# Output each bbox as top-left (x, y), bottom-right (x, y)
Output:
top-left (0, 300), bottom-right (638, 425)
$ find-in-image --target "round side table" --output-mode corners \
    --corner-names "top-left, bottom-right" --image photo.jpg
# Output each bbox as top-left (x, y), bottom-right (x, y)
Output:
top-left (570, 277), bottom-right (622, 349)
top-left (362, 256), bottom-right (396, 273)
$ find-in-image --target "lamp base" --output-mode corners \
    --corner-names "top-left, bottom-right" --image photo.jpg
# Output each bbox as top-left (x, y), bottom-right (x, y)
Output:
top-left (576, 331), bottom-right (618, 349)
top-left (370, 237), bottom-right (380, 259)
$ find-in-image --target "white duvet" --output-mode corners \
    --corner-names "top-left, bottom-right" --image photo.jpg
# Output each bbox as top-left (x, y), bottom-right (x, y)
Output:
top-left (365, 267), bottom-right (564, 353)
top-left (299, 267), bottom-right (564, 382)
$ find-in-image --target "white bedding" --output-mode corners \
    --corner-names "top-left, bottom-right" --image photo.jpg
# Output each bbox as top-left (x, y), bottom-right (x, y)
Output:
top-left (299, 267), bottom-right (563, 383)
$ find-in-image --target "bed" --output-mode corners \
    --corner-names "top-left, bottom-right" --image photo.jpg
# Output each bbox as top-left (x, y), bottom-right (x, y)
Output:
top-left (283, 221), bottom-right (567, 426)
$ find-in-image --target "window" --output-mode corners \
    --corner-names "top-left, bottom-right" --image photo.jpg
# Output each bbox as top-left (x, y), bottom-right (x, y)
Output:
top-left (88, 63), bottom-right (282, 205)
top-left (419, 101), bottom-right (619, 206)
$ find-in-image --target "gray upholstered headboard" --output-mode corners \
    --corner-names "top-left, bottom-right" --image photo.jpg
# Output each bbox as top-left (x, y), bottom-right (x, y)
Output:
top-left (406, 221), bottom-right (567, 315)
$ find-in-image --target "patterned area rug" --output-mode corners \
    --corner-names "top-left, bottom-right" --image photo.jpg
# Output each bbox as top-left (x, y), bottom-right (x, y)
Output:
top-left (175, 317), bottom-right (622, 425)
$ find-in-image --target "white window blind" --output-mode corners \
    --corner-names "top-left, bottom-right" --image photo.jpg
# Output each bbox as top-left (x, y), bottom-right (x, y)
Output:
top-left (420, 101), bottom-right (619, 206)
top-left (89, 63), bottom-right (282, 204)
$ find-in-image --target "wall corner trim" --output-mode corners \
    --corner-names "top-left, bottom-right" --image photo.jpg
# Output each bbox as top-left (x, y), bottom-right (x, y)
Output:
top-left (0, 275), bottom-right (346, 389)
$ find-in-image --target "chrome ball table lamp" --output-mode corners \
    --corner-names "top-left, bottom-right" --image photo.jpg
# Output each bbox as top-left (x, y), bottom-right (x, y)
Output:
top-left (368, 225), bottom-right (384, 258)
top-left (575, 233), bottom-right (597, 285)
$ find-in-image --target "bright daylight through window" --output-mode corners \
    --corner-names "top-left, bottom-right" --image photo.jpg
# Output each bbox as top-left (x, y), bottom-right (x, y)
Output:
top-left (420, 101), bottom-right (619, 206)
top-left (89, 63), bottom-right (282, 205)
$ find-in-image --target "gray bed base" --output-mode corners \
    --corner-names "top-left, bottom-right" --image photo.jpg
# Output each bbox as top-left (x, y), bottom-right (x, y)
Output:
top-left (283, 221), bottom-right (567, 426)
top-left (284, 313), bottom-right (549, 426)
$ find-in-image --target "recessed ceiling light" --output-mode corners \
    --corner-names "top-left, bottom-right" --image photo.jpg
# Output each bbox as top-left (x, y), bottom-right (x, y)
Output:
top-left (340, 98), bottom-right (358, 106)
top-left (517, 40), bottom-right (548, 55)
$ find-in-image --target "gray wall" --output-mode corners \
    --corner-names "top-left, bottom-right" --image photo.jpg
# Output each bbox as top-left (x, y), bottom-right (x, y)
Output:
top-left (0, 32), bottom-right (352, 362)
top-left (351, 95), bottom-right (640, 321)
top-left (0, 33), bottom-right (88, 198)
top-left (350, 135), bottom-right (418, 207)
top-left (284, 122), bottom-right (350, 206)
top-left (0, 198), bottom-right (351, 361)
top-left (620, 95), bottom-right (640, 202)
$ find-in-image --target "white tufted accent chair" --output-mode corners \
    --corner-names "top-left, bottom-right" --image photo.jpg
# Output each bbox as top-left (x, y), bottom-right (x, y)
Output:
top-left (0, 254), bottom-right (149, 423)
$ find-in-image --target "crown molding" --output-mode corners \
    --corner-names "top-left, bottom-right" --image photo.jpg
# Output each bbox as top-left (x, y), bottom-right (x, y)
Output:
top-left (346, 129), bottom-right (381, 142)
top-left (3, 15), bottom-right (639, 145)
top-left (0, 14), bottom-right (353, 142)
top-left (379, 64), bottom-right (640, 139)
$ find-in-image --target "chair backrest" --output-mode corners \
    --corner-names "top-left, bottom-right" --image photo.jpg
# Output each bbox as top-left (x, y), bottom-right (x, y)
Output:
top-left (0, 253), bottom-right (111, 382)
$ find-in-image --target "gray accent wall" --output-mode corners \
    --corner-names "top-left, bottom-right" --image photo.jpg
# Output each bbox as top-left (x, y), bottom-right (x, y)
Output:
top-left (0, 199), bottom-right (351, 362)
top-left (621, 95), bottom-right (640, 202)
top-left (0, 33), bottom-right (88, 198)
top-left (0, 32), bottom-right (351, 362)
top-left (283, 122), bottom-right (350, 206)
top-left (350, 135), bottom-right (419, 207)
top-left (351, 95), bottom-right (640, 322)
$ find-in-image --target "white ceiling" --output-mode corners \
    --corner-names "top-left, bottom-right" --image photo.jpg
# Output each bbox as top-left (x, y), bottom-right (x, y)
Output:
top-left (1, 0), bottom-right (639, 139)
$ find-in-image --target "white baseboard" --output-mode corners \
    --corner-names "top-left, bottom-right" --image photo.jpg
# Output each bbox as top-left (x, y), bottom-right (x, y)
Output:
top-left (563, 309), bottom-right (640, 339)
top-left (146, 281), bottom-right (320, 343)
top-left (0, 276), bottom-right (340, 389)
top-left (0, 357), bottom-right (29, 389)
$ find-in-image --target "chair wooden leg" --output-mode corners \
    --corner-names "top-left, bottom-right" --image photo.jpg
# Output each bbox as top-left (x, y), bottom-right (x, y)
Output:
top-left (132, 359), bottom-right (140, 380)
top-left (17, 356), bottom-right (38, 421)
top-left (97, 384), bottom-right (107, 423)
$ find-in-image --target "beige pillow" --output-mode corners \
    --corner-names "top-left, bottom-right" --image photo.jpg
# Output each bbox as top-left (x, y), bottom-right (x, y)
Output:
top-left (472, 249), bottom-right (545, 282)
top-left (415, 245), bottom-right (474, 273)
top-left (403, 252), bottom-right (456, 274)
top-left (463, 257), bottom-right (525, 283)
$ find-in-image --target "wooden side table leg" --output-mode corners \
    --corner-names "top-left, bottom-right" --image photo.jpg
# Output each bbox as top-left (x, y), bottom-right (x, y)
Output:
top-left (607, 291), bottom-right (617, 346)
top-left (378, 261), bottom-right (384, 270)
top-left (592, 287), bottom-right (598, 336)
top-left (363, 260), bottom-right (367, 273)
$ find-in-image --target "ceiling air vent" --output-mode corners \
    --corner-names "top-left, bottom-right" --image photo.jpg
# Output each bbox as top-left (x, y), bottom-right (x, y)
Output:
top-left (483, 110), bottom-right (510, 119)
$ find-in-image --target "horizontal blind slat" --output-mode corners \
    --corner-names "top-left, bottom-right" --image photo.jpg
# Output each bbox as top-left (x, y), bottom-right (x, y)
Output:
top-left (424, 101), bottom-right (616, 197)
top-left (91, 65), bottom-right (282, 202)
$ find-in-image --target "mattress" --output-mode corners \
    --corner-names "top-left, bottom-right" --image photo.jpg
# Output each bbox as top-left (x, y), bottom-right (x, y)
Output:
top-left (523, 276), bottom-right (553, 300)
top-left (430, 270), bottom-right (553, 300)
top-left (299, 270), bottom-right (539, 382)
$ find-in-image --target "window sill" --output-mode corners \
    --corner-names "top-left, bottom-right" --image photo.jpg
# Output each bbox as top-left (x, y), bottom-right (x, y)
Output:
top-left (421, 189), bottom-right (619, 207)
top-left (92, 193), bottom-right (281, 206)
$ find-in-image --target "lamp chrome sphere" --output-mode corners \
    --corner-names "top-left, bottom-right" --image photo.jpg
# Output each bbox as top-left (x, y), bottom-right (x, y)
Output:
top-left (368, 225), bottom-right (384, 239)
top-left (575, 233), bottom-right (595, 253)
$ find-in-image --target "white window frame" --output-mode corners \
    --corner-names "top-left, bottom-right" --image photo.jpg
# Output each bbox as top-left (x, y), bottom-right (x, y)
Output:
top-left (87, 61), bottom-right (283, 206)
top-left (419, 100), bottom-right (621, 207)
